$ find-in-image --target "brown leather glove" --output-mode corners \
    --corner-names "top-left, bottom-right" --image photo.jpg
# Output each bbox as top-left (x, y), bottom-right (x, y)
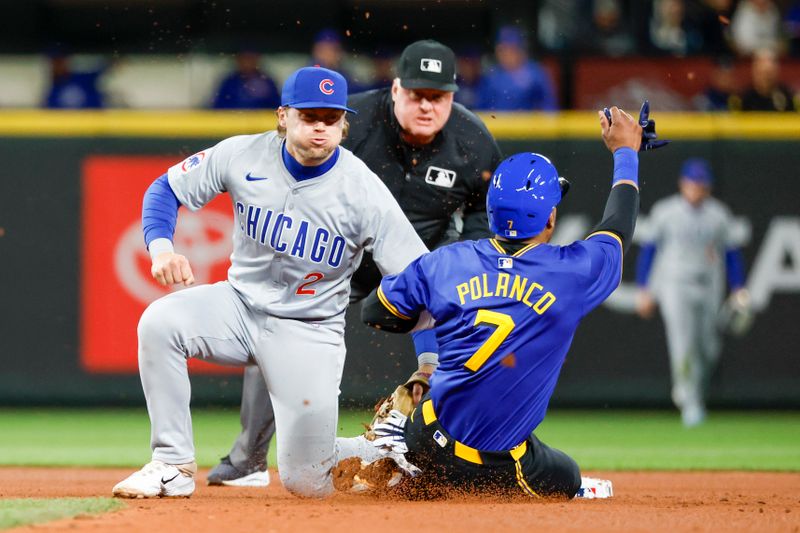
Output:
top-left (364, 369), bottom-right (433, 441)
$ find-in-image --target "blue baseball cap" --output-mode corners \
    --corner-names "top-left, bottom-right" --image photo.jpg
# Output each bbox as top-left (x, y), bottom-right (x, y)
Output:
top-left (280, 66), bottom-right (356, 113)
top-left (496, 26), bottom-right (526, 47)
top-left (314, 28), bottom-right (342, 44)
top-left (680, 158), bottom-right (713, 185)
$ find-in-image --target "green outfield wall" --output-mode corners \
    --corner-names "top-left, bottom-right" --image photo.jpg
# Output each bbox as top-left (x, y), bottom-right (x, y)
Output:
top-left (0, 111), bottom-right (798, 407)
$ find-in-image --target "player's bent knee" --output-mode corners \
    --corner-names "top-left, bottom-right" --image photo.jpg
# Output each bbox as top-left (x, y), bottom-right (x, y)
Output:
top-left (137, 301), bottom-right (173, 342)
top-left (136, 297), bottom-right (188, 353)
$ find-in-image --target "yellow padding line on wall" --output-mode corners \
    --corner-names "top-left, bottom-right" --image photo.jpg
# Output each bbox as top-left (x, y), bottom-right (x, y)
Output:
top-left (0, 110), bottom-right (799, 139)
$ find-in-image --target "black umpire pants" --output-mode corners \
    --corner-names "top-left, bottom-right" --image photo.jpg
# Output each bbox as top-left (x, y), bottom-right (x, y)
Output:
top-left (403, 395), bottom-right (581, 499)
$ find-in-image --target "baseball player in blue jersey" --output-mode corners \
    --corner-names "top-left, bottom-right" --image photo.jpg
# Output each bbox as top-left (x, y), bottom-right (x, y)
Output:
top-left (342, 105), bottom-right (651, 498)
top-left (111, 66), bottom-right (427, 499)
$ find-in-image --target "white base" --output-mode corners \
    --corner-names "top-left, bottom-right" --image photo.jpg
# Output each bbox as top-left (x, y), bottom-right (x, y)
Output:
top-left (220, 470), bottom-right (270, 487)
top-left (576, 476), bottom-right (613, 499)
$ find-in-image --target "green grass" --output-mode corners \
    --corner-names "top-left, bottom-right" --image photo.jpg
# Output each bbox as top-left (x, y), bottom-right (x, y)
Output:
top-left (0, 408), bottom-right (798, 471)
top-left (0, 498), bottom-right (123, 529)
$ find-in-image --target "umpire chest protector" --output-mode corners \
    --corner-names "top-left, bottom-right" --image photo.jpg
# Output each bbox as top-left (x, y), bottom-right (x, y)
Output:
top-left (343, 88), bottom-right (501, 247)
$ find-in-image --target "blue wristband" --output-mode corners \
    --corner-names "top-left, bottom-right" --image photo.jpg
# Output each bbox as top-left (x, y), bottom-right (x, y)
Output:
top-left (612, 147), bottom-right (639, 187)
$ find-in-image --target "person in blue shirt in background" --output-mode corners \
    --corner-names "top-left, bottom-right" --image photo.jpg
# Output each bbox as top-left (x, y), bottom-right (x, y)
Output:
top-left (477, 26), bottom-right (557, 111)
top-left (453, 45), bottom-right (484, 110)
top-left (350, 105), bottom-right (653, 498)
top-left (212, 49), bottom-right (281, 109)
top-left (310, 28), bottom-right (365, 92)
top-left (44, 50), bottom-right (105, 109)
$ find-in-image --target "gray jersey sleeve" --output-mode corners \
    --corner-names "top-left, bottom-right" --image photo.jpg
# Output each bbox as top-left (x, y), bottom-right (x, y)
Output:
top-left (361, 177), bottom-right (429, 276)
top-left (649, 199), bottom-right (670, 245)
top-left (167, 137), bottom-right (242, 211)
top-left (719, 203), bottom-right (737, 248)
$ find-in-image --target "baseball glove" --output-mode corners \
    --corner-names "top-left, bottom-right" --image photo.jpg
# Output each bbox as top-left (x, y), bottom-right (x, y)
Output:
top-left (718, 290), bottom-right (755, 337)
top-left (364, 370), bottom-right (431, 441)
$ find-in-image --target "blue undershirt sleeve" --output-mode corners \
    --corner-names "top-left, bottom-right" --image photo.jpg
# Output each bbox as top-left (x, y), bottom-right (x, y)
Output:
top-left (636, 243), bottom-right (657, 287)
top-left (142, 173), bottom-right (181, 248)
top-left (412, 330), bottom-right (439, 368)
top-left (725, 248), bottom-right (746, 289)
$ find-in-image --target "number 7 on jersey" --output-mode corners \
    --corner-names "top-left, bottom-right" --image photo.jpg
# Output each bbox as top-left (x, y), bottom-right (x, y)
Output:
top-left (463, 309), bottom-right (515, 372)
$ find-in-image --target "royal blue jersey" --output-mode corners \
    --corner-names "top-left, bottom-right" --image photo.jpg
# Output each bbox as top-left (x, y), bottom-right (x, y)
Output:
top-left (378, 232), bottom-right (623, 451)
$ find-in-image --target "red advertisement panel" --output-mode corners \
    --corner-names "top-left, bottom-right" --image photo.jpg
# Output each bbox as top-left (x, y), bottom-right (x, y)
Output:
top-left (81, 156), bottom-right (239, 374)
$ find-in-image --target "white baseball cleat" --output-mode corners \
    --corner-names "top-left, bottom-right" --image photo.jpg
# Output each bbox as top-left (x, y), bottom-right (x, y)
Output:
top-left (112, 460), bottom-right (197, 498)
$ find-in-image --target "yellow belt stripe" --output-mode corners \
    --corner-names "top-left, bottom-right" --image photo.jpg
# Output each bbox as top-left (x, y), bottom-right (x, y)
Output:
top-left (510, 441), bottom-right (528, 461)
top-left (454, 442), bottom-right (483, 465)
top-left (422, 400), bottom-right (437, 425)
top-left (376, 285), bottom-right (411, 320)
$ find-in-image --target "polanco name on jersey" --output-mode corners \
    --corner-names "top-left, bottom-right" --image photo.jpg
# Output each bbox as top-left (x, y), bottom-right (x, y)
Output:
top-left (235, 202), bottom-right (346, 268)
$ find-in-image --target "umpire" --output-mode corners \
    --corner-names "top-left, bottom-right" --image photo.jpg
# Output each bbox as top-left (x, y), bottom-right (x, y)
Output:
top-left (208, 39), bottom-right (503, 486)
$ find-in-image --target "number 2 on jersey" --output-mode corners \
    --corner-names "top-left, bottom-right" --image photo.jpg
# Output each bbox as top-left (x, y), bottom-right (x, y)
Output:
top-left (296, 272), bottom-right (324, 295)
top-left (463, 309), bottom-right (515, 372)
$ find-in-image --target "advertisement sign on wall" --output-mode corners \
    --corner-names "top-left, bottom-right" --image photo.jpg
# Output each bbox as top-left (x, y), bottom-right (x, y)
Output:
top-left (80, 156), bottom-right (237, 374)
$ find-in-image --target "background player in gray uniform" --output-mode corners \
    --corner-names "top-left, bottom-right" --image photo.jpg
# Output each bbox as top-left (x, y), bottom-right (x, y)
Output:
top-left (208, 39), bottom-right (502, 486)
top-left (635, 158), bottom-right (748, 427)
top-left (111, 66), bottom-right (427, 499)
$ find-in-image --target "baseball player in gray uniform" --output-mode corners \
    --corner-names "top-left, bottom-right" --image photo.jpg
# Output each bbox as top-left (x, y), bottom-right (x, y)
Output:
top-left (635, 158), bottom-right (748, 427)
top-left (111, 66), bottom-right (427, 499)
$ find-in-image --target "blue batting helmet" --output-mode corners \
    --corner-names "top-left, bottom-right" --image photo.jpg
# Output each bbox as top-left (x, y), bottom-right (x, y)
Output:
top-left (487, 153), bottom-right (563, 240)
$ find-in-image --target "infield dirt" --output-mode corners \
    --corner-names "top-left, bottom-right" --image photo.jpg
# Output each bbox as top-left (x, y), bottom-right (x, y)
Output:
top-left (1, 467), bottom-right (798, 532)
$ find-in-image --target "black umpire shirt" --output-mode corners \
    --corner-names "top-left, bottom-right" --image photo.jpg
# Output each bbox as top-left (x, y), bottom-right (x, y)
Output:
top-left (343, 88), bottom-right (502, 249)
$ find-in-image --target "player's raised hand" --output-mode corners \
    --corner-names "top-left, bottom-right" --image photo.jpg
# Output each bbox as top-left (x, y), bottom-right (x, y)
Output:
top-left (151, 251), bottom-right (195, 287)
top-left (599, 106), bottom-right (642, 153)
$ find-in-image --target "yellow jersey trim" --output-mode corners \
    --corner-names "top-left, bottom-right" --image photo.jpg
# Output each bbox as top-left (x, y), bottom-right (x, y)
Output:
top-left (376, 285), bottom-right (411, 321)
top-left (587, 230), bottom-right (623, 249)
top-left (512, 242), bottom-right (541, 258)
top-left (489, 239), bottom-right (506, 254)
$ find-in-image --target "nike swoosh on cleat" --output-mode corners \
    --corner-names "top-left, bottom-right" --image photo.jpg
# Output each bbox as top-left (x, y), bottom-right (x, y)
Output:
top-left (245, 172), bottom-right (268, 182)
top-left (161, 473), bottom-right (180, 484)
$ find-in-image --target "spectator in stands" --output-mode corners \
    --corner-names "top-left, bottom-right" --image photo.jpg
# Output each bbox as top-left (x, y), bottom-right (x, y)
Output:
top-left (736, 48), bottom-right (797, 111)
top-left (784, 1), bottom-right (800, 56)
top-left (648, 0), bottom-right (704, 56)
top-left (477, 26), bottom-right (556, 111)
top-left (537, 0), bottom-right (590, 51)
top-left (211, 50), bottom-right (280, 109)
top-left (454, 46), bottom-right (483, 109)
top-left (590, 0), bottom-right (635, 57)
top-left (360, 47), bottom-right (396, 91)
top-left (44, 50), bottom-right (105, 109)
top-left (688, 0), bottom-right (735, 56)
top-left (310, 28), bottom-right (363, 90)
top-left (693, 57), bottom-right (739, 111)
top-left (731, 0), bottom-right (783, 56)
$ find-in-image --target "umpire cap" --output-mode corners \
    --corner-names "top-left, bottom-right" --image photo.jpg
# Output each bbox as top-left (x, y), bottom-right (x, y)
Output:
top-left (397, 40), bottom-right (459, 92)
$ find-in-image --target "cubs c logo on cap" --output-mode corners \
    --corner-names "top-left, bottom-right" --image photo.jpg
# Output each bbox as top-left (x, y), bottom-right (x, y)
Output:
top-left (319, 79), bottom-right (334, 95)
